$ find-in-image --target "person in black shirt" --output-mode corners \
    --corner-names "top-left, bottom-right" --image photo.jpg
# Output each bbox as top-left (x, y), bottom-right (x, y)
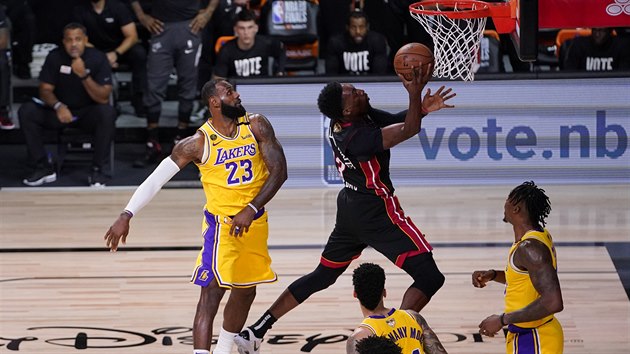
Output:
top-left (73, 0), bottom-right (148, 116)
top-left (213, 9), bottom-right (285, 79)
top-left (129, 0), bottom-right (218, 168)
top-left (0, 0), bottom-right (36, 79)
top-left (235, 66), bottom-right (456, 354)
top-left (326, 10), bottom-right (388, 75)
top-left (563, 27), bottom-right (630, 71)
top-left (0, 4), bottom-right (13, 129)
top-left (18, 22), bottom-right (116, 186)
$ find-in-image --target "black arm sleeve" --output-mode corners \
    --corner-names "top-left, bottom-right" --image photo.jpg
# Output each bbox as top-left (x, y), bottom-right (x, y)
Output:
top-left (368, 107), bottom-right (407, 127)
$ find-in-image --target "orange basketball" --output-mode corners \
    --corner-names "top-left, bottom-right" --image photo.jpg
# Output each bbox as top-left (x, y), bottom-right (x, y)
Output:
top-left (393, 43), bottom-right (434, 80)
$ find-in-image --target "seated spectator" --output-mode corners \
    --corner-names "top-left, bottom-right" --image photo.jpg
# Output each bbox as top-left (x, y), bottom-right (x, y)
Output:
top-left (563, 27), bottom-right (630, 71)
top-left (2, 0), bottom-right (36, 79)
top-left (325, 10), bottom-right (388, 76)
top-left (0, 4), bottom-right (13, 129)
top-left (73, 0), bottom-right (147, 117)
top-left (18, 23), bottom-right (116, 187)
top-left (213, 9), bottom-right (286, 79)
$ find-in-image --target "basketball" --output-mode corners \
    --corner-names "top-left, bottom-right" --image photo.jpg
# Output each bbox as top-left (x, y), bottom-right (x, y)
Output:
top-left (393, 43), bottom-right (434, 80)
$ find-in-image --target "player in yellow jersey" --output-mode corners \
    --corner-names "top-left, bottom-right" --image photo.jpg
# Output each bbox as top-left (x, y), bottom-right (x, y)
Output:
top-left (472, 181), bottom-right (564, 354)
top-left (347, 263), bottom-right (447, 354)
top-left (103, 79), bottom-right (288, 354)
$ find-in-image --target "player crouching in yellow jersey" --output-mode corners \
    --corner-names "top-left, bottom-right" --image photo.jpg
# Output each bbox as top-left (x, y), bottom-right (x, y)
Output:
top-left (347, 263), bottom-right (447, 354)
top-left (104, 79), bottom-right (288, 354)
top-left (473, 181), bottom-right (564, 354)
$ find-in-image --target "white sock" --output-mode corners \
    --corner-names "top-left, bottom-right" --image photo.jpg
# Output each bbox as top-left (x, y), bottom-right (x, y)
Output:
top-left (212, 327), bottom-right (238, 354)
top-left (193, 350), bottom-right (210, 354)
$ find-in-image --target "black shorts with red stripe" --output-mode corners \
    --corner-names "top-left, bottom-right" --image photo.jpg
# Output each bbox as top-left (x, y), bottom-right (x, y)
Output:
top-left (321, 187), bottom-right (434, 269)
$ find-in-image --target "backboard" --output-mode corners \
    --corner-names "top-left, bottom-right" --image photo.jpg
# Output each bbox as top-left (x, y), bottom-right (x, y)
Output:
top-left (509, 0), bottom-right (537, 61)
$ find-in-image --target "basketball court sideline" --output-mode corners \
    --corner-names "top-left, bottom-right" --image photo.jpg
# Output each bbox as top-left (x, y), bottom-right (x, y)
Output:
top-left (1, 185), bottom-right (628, 353)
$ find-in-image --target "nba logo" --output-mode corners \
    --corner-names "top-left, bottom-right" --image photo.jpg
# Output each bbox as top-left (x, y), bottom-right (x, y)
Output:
top-left (323, 115), bottom-right (342, 185)
top-left (272, 1), bottom-right (285, 25)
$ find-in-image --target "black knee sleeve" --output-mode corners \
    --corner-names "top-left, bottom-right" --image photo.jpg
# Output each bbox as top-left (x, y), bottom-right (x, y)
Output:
top-left (288, 264), bottom-right (346, 304)
top-left (402, 252), bottom-right (445, 299)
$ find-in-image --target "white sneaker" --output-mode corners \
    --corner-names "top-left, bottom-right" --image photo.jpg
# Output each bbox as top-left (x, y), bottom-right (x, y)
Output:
top-left (234, 328), bottom-right (262, 354)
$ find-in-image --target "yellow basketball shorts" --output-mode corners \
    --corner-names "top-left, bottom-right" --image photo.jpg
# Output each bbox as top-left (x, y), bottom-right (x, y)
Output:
top-left (190, 208), bottom-right (277, 289)
top-left (506, 317), bottom-right (563, 354)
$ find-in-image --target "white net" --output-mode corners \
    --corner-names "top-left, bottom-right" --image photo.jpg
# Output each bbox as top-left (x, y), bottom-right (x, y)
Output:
top-left (410, 2), bottom-right (488, 81)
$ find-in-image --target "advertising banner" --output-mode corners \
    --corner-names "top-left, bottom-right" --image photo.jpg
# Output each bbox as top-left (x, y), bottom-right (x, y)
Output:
top-left (237, 78), bottom-right (629, 187)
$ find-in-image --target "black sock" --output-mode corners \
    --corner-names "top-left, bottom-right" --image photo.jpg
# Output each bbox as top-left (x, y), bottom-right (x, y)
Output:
top-left (249, 310), bottom-right (277, 338)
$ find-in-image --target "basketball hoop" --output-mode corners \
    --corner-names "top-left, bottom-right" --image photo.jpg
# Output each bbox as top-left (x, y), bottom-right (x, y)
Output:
top-left (409, 0), bottom-right (513, 81)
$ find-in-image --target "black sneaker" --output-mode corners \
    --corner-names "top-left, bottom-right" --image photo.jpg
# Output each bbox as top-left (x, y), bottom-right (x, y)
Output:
top-left (88, 166), bottom-right (108, 187)
top-left (133, 141), bottom-right (162, 168)
top-left (23, 164), bottom-right (57, 186)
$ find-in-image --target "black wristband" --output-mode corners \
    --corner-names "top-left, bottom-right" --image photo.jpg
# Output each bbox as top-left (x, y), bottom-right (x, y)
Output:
top-left (500, 313), bottom-right (507, 326)
top-left (489, 269), bottom-right (497, 281)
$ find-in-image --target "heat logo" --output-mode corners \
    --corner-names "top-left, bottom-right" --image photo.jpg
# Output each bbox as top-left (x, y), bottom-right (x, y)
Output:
top-left (607, 0), bottom-right (630, 16)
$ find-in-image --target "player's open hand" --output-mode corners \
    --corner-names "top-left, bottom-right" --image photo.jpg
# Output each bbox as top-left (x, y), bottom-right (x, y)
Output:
top-left (104, 213), bottom-right (131, 252)
top-left (422, 85), bottom-right (456, 113)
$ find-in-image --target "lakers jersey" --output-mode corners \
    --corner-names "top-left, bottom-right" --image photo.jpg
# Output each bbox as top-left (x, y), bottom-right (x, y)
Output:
top-left (505, 229), bottom-right (558, 328)
top-left (196, 115), bottom-right (269, 216)
top-left (359, 308), bottom-right (424, 354)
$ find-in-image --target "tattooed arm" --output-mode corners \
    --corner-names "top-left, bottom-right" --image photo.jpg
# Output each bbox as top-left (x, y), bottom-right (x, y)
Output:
top-left (346, 327), bottom-right (372, 354)
top-left (409, 311), bottom-right (448, 354)
top-left (227, 113), bottom-right (288, 236)
top-left (505, 239), bottom-right (564, 324)
top-left (478, 238), bottom-right (564, 336)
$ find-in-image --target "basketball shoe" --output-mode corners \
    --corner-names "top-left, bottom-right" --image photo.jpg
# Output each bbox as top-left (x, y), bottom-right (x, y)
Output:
top-left (234, 328), bottom-right (262, 354)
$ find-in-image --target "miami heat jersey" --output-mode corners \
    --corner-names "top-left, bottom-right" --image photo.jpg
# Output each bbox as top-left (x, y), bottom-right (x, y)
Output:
top-left (196, 115), bottom-right (269, 216)
top-left (359, 308), bottom-right (425, 354)
top-left (504, 229), bottom-right (558, 328)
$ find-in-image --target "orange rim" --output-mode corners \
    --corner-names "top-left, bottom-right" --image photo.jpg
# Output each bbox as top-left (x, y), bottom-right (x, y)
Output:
top-left (409, 0), bottom-right (491, 19)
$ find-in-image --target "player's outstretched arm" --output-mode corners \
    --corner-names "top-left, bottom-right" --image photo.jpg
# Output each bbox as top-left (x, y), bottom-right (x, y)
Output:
top-left (409, 311), bottom-right (448, 354)
top-left (103, 133), bottom-right (204, 251)
top-left (380, 65), bottom-right (427, 149)
top-left (228, 114), bottom-right (288, 236)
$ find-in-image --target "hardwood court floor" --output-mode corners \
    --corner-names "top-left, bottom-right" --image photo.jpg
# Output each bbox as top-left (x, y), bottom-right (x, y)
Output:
top-left (1, 185), bottom-right (629, 353)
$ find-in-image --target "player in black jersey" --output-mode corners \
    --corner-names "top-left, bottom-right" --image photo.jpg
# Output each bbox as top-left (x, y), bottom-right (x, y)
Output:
top-left (235, 65), bottom-right (456, 354)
